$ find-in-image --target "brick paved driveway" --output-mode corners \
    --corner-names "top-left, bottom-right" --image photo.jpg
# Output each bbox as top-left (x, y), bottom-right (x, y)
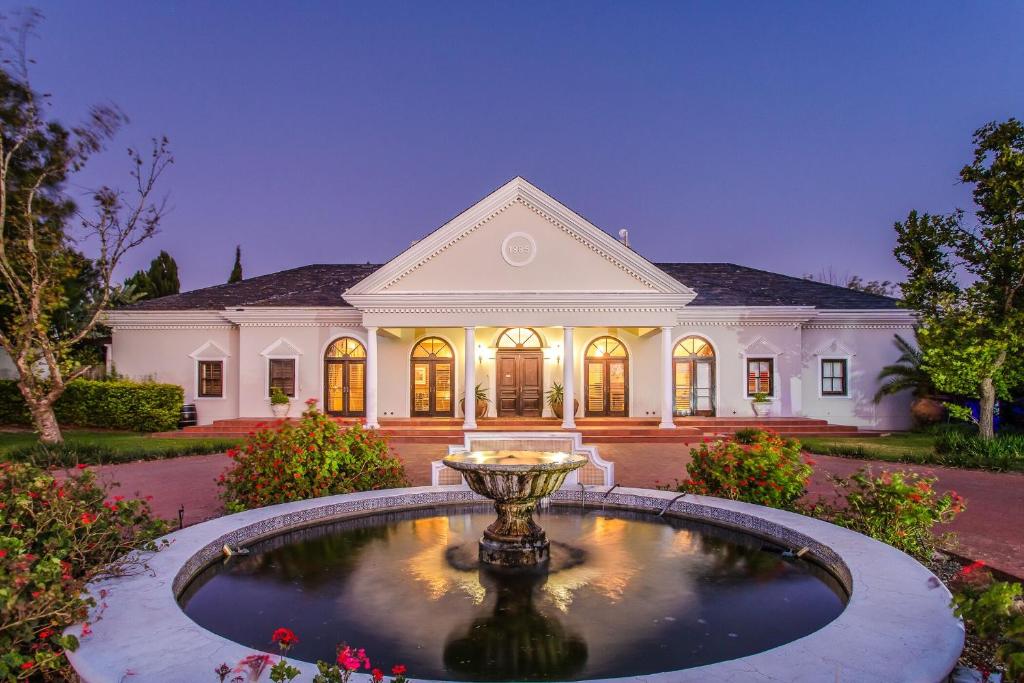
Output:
top-left (79, 442), bottom-right (1024, 579)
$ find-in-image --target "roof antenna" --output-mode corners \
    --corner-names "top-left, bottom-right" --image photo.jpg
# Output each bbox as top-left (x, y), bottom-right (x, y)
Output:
top-left (618, 228), bottom-right (630, 249)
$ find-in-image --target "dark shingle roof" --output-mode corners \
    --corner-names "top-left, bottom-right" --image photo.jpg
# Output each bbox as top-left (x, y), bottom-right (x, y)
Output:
top-left (124, 262), bottom-right (900, 311)
top-left (654, 263), bottom-right (901, 309)
top-left (123, 264), bottom-right (380, 310)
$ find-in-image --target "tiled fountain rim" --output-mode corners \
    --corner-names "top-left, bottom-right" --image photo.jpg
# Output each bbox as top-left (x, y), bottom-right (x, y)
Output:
top-left (67, 486), bottom-right (964, 683)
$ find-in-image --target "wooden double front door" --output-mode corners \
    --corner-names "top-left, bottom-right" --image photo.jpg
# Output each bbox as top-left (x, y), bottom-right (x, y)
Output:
top-left (496, 350), bottom-right (543, 417)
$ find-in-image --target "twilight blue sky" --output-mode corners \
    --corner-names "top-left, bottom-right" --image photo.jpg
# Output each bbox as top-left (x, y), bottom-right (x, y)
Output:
top-left (19, 1), bottom-right (1024, 290)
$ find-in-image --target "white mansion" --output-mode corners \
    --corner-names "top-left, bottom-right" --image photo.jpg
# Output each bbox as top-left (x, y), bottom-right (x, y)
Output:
top-left (107, 178), bottom-right (916, 430)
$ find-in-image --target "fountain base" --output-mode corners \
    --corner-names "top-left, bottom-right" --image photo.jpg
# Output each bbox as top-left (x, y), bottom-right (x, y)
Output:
top-left (480, 532), bottom-right (550, 567)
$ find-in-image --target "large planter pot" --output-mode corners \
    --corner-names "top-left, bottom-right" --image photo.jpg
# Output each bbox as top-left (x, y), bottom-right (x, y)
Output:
top-left (271, 402), bottom-right (290, 418)
top-left (910, 397), bottom-right (946, 425)
top-left (752, 401), bottom-right (772, 418)
top-left (551, 399), bottom-right (579, 420)
top-left (459, 398), bottom-right (489, 420)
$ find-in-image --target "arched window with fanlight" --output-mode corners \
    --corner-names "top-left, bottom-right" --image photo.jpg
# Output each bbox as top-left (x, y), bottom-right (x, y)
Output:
top-left (495, 327), bottom-right (543, 349)
top-left (410, 337), bottom-right (455, 417)
top-left (323, 337), bottom-right (366, 417)
top-left (673, 336), bottom-right (715, 416)
top-left (584, 336), bottom-right (629, 417)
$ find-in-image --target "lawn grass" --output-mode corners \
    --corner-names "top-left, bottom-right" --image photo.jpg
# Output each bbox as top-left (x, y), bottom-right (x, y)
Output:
top-left (0, 429), bottom-right (241, 467)
top-left (800, 432), bottom-right (1024, 472)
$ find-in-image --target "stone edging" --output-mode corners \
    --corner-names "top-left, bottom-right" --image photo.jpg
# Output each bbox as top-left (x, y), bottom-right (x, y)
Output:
top-left (66, 486), bottom-right (964, 683)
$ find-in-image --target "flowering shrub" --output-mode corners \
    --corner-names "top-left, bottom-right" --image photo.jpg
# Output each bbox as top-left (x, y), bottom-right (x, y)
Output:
top-left (949, 561), bottom-right (1024, 681)
top-left (673, 431), bottom-right (812, 510)
top-left (806, 469), bottom-right (964, 559)
top-left (218, 630), bottom-right (410, 683)
top-left (0, 462), bottom-right (167, 680)
top-left (219, 400), bottom-right (407, 512)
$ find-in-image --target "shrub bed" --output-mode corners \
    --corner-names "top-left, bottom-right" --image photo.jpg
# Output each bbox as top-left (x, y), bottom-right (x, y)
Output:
top-left (0, 379), bottom-right (183, 432)
top-left (949, 561), bottom-right (1024, 682)
top-left (669, 431), bottom-right (812, 510)
top-left (219, 400), bottom-right (407, 512)
top-left (0, 462), bottom-right (167, 679)
top-left (934, 431), bottom-right (1024, 472)
top-left (805, 469), bottom-right (964, 559)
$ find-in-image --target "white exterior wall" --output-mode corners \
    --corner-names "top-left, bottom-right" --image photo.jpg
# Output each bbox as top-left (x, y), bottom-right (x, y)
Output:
top-left (108, 321), bottom-right (915, 428)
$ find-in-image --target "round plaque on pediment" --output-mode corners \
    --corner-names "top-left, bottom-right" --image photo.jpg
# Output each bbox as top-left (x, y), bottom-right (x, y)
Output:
top-left (501, 232), bottom-right (537, 267)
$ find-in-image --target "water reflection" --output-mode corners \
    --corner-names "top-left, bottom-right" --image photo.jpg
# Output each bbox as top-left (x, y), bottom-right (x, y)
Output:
top-left (181, 505), bottom-right (846, 681)
top-left (443, 569), bottom-right (588, 681)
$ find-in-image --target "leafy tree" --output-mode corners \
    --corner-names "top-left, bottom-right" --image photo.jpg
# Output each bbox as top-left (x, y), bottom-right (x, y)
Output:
top-left (228, 244), bottom-right (243, 283)
top-left (894, 119), bottom-right (1024, 439)
top-left (872, 333), bottom-right (935, 403)
top-left (0, 12), bottom-right (172, 444)
top-left (124, 250), bottom-right (179, 300)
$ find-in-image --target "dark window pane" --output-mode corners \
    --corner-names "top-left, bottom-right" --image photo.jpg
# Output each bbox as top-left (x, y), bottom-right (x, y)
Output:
top-left (821, 360), bottom-right (847, 395)
top-left (269, 358), bottom-right (296, 397)
top-left (198, 360), bottom-right (223, 397)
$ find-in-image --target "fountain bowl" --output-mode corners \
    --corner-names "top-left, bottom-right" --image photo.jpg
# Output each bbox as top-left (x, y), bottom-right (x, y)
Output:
top-left (442, 450), bottom-right (587, 567)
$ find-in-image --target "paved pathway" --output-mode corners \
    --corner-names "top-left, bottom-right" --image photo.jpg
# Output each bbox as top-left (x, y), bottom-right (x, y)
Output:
top-left (75, 443), bottom-right (1024, 579)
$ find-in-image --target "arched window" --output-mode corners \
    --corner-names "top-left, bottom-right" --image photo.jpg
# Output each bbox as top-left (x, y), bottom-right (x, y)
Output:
top-left (495, 327), bottom-right (542, 349)
top-left (411, 337), bottom-right (454, 416)
top-left (323, 337), bottom-right (366, 416)
top-left (673, 336), bottom-right (715, 416)
top-left (585, 336), bottom-right (628, 358)
top-left (673, 336), bottom-right (714, 358)
top-left (412, 337), bottom-right (454, 358)
top-left (584, 336), bottom-right (628, 417)
top-left (325, 337), bottom-right (366, 359)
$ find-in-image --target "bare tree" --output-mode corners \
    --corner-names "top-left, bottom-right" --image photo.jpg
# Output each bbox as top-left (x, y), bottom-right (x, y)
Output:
top-left (0, 10), bottom-right (172, 443)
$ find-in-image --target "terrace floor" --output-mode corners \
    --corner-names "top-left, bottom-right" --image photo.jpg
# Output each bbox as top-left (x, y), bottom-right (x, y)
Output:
top-left (79, 442), bottom-right (1024, 580)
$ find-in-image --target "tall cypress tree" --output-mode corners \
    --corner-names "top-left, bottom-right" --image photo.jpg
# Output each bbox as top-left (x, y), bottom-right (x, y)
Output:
top-left (228, 245), bottom-right (243, 283)
top-left (124, 250), bottom-right (179, 300)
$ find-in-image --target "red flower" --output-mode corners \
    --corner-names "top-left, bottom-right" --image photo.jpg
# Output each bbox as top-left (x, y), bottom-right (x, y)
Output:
top-left (80, 512), bottom-right (97, 525)
top-left (0, 549), bottom-right (6, 558)
top-left (81, 622), bottom-right (93, 637)
top-left (76, 464), bottom-right (87, 470)
top-left (961, 560), bottom-right (986, 575)
top-left (20, 661), bottom-right (34, 670)
top-left (38, 628), bottom-right (53, 640)
top-left (392, 664), bottom-right (407, 676)
top-left (372, 668), bottom-right (384, 682)
top-left (271, 627), bottom-right (299, 648)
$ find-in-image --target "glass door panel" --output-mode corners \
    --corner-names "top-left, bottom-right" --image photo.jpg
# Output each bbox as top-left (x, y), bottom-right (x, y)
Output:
top-left (695, 361), bottom-right (713, 413)
top-left (587, 363), bottom-right (605, 413)
top-left (412, 363), bottom-right (430, 414)
top-left (326, 363), bottom-right (344, 414)
top-left (434, 363), bottom-right (452, 413)
top-left (348, 362), bottom-right (365, 413)
top-left (674, 361), bottom-right (692, 414)
top-left (608, 361), bottom-right (626, 414)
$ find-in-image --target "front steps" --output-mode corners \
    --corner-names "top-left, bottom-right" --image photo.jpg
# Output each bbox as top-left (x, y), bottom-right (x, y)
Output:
top-left (156, 415), bottom-right (868, 444)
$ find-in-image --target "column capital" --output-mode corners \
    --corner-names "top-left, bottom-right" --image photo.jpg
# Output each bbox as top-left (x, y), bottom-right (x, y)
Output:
top-left (661, 326), bottom-right (674, 331)
top-left (464, 326), bottom-right (476, 331)
top-left (365, 326), bottom-right (378, 333)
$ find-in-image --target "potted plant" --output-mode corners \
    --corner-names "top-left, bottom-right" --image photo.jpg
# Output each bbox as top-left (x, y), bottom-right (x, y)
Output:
top-left (751, 392), bottom-right (772, 417)
top-left (459, 383), bottom-right (490, 419)
top-left (545, 381), bottom-right (579, 419)
top-left (270, 387), bottom-right (291, 418)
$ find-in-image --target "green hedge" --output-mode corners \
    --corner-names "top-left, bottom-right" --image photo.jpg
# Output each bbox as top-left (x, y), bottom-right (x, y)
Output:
top-left (0, 379), bottom-right (183, 432)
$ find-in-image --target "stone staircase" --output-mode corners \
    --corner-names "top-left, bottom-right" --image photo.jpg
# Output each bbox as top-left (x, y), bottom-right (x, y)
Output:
top-left (156, 415), bottom-right (868, 444)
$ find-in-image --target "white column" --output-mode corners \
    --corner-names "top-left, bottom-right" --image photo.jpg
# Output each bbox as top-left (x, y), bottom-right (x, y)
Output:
top-left (365, 327), bottom-right (379, 429)
top-left (562, 326), bottom-right (576, 429)
top-left (463, 326), bottom-right (477, 430)
top-left (660, 326), bottom-right (676, 429)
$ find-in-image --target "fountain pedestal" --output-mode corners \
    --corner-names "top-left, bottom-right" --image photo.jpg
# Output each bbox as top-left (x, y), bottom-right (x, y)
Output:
top-left (442, 451), bottom-right (587, 568)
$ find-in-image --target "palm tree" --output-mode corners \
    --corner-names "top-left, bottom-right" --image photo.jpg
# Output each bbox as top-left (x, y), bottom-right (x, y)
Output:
top-left (873, 333), bottom-right (934, 403)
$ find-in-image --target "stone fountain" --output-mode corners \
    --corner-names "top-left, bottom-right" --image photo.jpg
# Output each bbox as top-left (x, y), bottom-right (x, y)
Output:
top-left (442, 450), bottom-right (587, 567)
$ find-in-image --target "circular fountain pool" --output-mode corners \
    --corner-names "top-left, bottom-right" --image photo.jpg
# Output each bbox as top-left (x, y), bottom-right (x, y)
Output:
top-left (65, 487), bottom-right (965, 683)
top-left (180, 504), bottom-right (846, 680)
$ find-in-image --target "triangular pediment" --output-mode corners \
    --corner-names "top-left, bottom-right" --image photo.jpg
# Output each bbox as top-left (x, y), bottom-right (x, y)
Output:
top-left (741, 336), bottom-right (783, 357)
top-left (260, 338), bottom-right (302, 357)
top-left (345, 178), bottom-right (695, 301)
